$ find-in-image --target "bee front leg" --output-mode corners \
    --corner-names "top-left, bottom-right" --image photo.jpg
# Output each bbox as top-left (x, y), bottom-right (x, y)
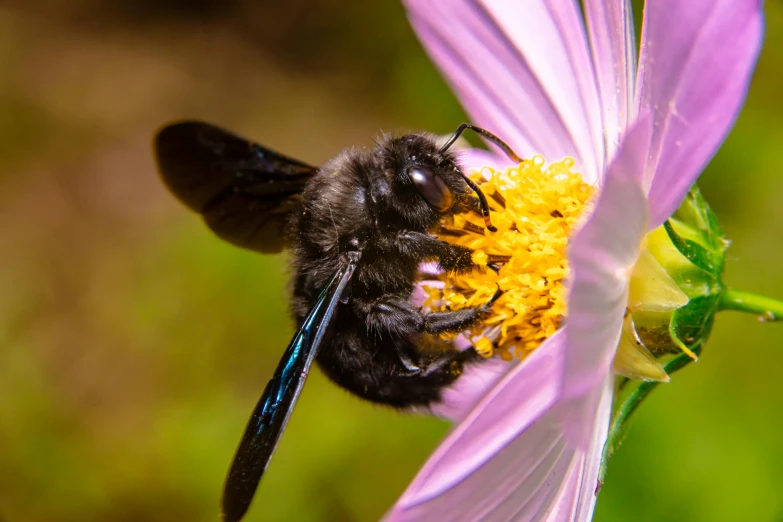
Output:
top-left (396, 230), bottom-right (476, 273)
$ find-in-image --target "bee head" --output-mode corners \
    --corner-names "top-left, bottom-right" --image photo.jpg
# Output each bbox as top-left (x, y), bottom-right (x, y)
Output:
top-left (375, 133), bottom-right (472, 231)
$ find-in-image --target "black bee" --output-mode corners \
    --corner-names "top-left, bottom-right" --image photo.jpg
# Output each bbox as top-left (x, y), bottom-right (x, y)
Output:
top-left (153, 121), bottom-right (521, 522)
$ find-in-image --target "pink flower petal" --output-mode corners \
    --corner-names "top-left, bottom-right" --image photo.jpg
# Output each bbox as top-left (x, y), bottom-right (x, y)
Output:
top-left (404, 0), bottom-right (605, 182)
top-left (637, 0), bottom-right (763, 227)
top-left (431, 355), bottom-right (520, 422)
top-left (457, 147), bottom-right (511, 172)
top-left (393, 331), bottom-right (564, 511)
top-left (545, 376), bottom-right (614, 522)
top-left (386, 335), bottom-right (615, 522)
top-left (561, 115), bottom-right (651, 420)
top-left (583, 0), bottom-right (637, 159)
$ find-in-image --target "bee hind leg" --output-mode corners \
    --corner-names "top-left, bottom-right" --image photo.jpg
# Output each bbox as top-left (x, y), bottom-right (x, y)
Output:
top-left (378, 336), bottom-right (484, 407)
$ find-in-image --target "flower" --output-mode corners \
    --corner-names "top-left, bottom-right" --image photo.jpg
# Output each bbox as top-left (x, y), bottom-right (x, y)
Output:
top-left (386, 1), bottom-right (763, 521)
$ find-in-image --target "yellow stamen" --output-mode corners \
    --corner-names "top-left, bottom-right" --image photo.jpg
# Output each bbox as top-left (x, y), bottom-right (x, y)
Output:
top-left (423, 155), bottom-right (592, 360)
top-left (425, 156), bottom-right (693, 379)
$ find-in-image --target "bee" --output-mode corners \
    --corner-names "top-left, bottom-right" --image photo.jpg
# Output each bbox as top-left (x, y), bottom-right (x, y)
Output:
top-left (154, 121), bottom-right (521, 522)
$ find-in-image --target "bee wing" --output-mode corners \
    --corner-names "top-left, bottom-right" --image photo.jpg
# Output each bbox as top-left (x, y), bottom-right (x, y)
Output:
top-left (154, 121), bottom-right (318, 253)
top-left (221, 256), bottom-right (358, 522)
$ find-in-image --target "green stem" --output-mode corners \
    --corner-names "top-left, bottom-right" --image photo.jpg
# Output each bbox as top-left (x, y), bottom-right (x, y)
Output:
top-left (718, 289), bottom-right (783, 321)
top-left (598, 343), bottom-right (702, 486)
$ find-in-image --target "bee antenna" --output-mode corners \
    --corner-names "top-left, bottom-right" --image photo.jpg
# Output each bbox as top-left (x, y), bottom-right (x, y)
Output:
top-left (439, 123), bottom-right (522, 163)
top-left (458, 172), bottom-right (497, 232)
top-left (439, 123), bottom-right (522, 233)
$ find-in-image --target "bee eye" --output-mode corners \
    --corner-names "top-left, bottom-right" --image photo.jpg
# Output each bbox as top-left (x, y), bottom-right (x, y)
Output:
top-left (407, 167), bottom-right (454, 212)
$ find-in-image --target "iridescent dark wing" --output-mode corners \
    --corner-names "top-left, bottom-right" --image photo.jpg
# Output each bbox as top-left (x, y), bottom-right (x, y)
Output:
top-left (154, 121), bottom-right (318, 253)
top-left (221, 255), bottom-right (359, 522)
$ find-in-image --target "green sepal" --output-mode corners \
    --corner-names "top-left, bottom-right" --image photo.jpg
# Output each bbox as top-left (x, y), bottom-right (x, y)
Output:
top-left (663, 220), bottom-right (719, 275)
top-left (662, 187), bottom-right (726, 348)
top-left (670, 294), bottom-right (719, 351)
top-left (671, 186), bottom-right (725, 247)
top-left (664, 186), bottom-right (728, 277)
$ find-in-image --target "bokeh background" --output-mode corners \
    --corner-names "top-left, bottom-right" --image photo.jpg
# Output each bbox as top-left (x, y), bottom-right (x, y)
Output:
top-left (1, 1), bottom-right (782, 521)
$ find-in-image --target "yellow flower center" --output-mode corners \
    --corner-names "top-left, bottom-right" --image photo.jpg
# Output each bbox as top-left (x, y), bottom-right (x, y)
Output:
top-left (423, 155), bottom-right (592, 361)
top-left (424, 155), bottom-right (691, 382)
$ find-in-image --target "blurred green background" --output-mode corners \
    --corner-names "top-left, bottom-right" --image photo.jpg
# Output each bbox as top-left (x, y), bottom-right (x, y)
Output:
top-left (1, 1), bottom-right (782, 521)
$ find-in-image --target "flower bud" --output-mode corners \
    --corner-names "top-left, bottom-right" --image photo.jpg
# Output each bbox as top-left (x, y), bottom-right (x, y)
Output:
top-left (618, 187), bottom-right (728, 378)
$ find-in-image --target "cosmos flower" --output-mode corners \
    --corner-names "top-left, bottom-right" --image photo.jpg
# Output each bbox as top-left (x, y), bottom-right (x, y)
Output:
top-left (386, 1), bottom-right (764, 521)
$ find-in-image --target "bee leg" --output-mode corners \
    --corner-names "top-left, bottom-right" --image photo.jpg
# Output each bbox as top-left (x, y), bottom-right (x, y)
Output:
top-left (360, 296), bottom-right (487, 338)
top-left (390, 337), bottom-right (422, 374)
top-left (390, 308), bottom-right (485, 372)
top-left (358, 284), bottom-right (502, 373)
top-left (357, 298), bottom-right (422, 336)
top-left (396, 231), bottom-right (476, 273)
top-left (423, 308), bottom-right (487, 334)
top-left (423, 286), bottom-right (502, 334)
top-left (361, 286), bottom-right (501, 342)
top-left (416, 340), bottom-right (483, 380)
